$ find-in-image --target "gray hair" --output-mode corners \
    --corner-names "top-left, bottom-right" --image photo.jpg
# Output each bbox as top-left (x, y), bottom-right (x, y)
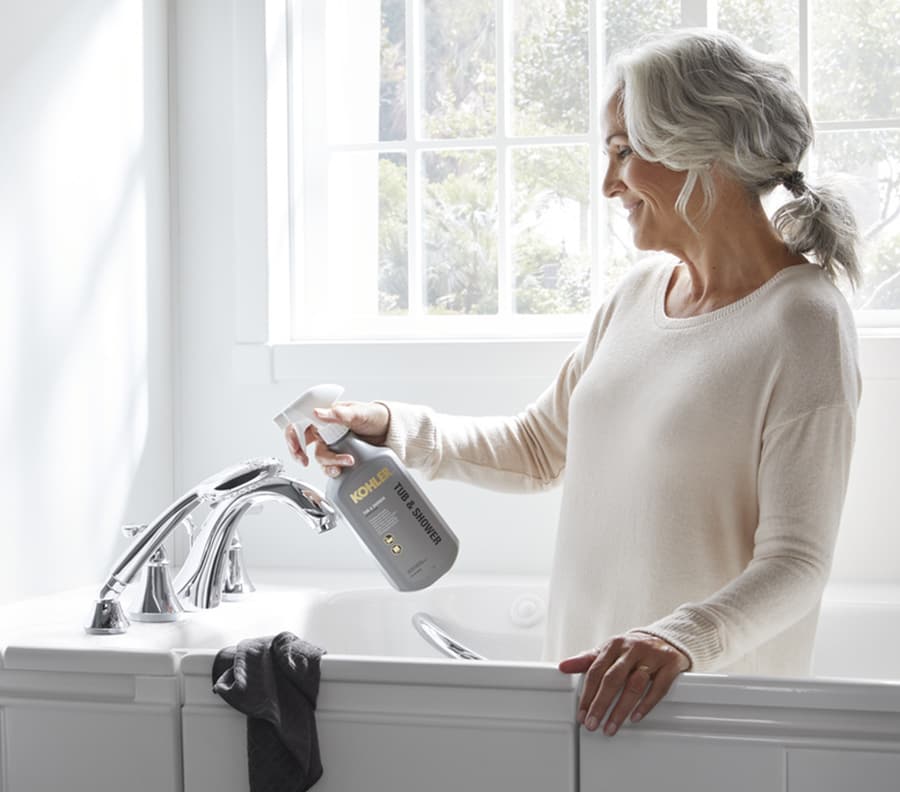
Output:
top-left (607, 29), bottom-right (861, 287)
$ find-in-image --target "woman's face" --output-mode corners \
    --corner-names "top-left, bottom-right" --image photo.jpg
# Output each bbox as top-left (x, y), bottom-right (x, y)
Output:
top-left (602, 92), bottom-right (693, 254)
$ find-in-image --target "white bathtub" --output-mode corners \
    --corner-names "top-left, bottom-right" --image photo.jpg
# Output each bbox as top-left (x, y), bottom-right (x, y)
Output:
top-left (1, 571), bottom-right (900, 792)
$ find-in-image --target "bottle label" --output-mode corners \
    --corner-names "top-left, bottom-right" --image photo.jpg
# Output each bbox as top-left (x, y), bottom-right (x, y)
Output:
top-left (348, 466), bottom-right (394, 504)
top-left (341, 459), bottom-right (450, 582)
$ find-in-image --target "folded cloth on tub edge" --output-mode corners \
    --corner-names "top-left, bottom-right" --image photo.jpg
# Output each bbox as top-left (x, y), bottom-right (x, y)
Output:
top-left (212, 632), bottom-right (325, 792)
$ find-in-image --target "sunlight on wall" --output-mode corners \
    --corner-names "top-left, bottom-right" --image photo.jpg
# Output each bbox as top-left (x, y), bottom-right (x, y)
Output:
top-left (0, 0), bottom-right (163, 602)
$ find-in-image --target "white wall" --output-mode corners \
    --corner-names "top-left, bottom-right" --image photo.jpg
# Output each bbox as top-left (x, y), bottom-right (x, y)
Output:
top-left (0, 1), bottom-right (173, 605)
top-left (172, 0), bottom-right (900, 586)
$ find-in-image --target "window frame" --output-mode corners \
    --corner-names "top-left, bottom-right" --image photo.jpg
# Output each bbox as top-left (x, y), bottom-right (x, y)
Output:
top-left (230, 0), bottom-right (900, 384)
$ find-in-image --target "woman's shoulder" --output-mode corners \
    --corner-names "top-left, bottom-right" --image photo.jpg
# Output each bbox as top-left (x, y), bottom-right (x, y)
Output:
top-left (763, 263), bottom-right (860, 415)
top-left (765, 263), bottom-right (857, 342)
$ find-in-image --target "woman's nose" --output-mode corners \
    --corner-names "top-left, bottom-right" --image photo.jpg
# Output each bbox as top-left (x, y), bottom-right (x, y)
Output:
top-left (602, 159), bottom-right (622, 199)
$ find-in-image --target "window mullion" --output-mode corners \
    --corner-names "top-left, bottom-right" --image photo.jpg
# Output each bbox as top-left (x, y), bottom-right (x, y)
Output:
top-left (680, 0), bottom-right (713, 27)
top-left (798, 0), bottom-right (810, 103)
top-left (798, 0), bottom-right (811, 177)
top-left (407, 0), bottom-right (423, 319)
top-left (296, 0), bottom-right (329, 339)
top-left (497, 0), bottom-right (512, 317)
top-left (590, 0), bottom-right (603, 307)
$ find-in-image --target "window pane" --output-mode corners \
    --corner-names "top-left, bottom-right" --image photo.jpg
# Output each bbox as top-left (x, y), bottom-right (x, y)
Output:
top-left (325, 152), bottom-right (381, 318)
top-left (380, 0), bottom-right (407, 141)
top-left (812, 131), bottom-right (900, 309)
top-left (512, 146), bottom-right (590, 314)
top-left (811, 1), bottom-right (900, 122)
top-left (325, 2), bottom-right (390, 145)
top-left (423, 0), bottom-right (497, 139)
top-left (423, 150), bottom-right (498, 314)
top-left (512, 0), bottom-right (589, 136)
top-left (716, 0), bottom-right (799, 79)
top-left (603, 0), bottom-right (680, 60)
top-left (316, 152), bottom-right (407, 322)
top-left (379, 153), bottom-right (408, 314)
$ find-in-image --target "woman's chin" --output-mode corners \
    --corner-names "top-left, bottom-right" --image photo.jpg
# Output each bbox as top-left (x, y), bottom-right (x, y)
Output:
top-left (629, 231), bottom-right (670, 254)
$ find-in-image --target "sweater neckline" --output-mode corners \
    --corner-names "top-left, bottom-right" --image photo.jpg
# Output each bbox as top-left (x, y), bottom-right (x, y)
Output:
top-left (653, 260), bottom-right (819, 329)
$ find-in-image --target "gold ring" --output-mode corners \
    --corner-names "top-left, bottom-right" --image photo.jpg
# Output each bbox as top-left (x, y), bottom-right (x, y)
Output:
top-left (636, 664), bottom-right (653, 674)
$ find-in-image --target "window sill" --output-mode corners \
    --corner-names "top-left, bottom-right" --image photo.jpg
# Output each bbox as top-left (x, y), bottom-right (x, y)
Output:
top-left (232, 330), bottom-right (900, 384)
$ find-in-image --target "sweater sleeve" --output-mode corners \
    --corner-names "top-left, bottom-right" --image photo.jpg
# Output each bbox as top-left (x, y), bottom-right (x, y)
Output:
top-left (632, 402), bottom-right (856, 672)
top-left (378, 363), bottom-right (576, 493)
top-left (376, 308), bottom-right (612, 493)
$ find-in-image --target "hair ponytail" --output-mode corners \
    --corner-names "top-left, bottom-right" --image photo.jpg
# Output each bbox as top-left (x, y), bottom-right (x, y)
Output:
top-left (772, 177), bottom-right (861, 288)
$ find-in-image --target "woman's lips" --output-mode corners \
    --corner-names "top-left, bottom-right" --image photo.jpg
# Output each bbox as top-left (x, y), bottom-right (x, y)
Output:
top-left (624, 200), bottom-right (643, 220)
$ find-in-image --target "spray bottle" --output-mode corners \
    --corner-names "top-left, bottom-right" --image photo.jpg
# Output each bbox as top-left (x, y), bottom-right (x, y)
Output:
top-left (274, 384), bottom-right (459, 591)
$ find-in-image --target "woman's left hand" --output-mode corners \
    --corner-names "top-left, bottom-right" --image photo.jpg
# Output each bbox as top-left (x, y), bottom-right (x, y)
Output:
top-left (558, 632), bottom-right (691, 737)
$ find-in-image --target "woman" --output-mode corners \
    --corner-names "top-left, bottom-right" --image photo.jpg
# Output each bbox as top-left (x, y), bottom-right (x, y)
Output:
top-left (284, 30), bottom-right (861, 738)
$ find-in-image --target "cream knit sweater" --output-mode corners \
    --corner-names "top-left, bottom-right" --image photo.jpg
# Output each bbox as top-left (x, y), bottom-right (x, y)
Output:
top-left (382, 258), bottom-right (861, 676)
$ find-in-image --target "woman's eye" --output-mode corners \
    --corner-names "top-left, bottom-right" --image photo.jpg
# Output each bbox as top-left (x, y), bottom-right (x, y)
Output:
top-left (617, 146), bottom-right (633, 160)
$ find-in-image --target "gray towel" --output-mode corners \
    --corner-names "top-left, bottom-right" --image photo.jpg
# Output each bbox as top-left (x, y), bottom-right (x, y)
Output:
top-left (212, 631), bottom-right (325, 792)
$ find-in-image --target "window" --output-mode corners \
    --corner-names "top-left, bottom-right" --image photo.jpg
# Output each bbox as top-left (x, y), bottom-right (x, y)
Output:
top-left (265, 0), bottom-right (900, 343)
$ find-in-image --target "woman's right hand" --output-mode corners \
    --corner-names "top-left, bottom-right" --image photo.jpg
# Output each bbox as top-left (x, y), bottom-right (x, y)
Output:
top-left (284, 400), bottom-right (391, 478)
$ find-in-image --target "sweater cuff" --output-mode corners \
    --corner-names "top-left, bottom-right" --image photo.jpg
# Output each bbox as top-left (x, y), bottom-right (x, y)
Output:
top-left (631, 605), bottom-right (725, 673)
top-left (377, 400), bottom-right (439, 473)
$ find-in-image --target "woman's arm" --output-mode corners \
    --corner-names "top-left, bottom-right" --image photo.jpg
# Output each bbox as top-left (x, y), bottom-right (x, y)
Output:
top-left (376, 347), bottom-right (580, 493)
top-left (631, 402), bottom-right (857, 671)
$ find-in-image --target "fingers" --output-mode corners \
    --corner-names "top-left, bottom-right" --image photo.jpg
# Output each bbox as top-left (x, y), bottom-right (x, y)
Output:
top-left (314, 401), bottom-right (390, 444)
top-left (564, 634), bottom-right (690, 737)
top-left (578, 644), bottom-right (634, 734)
top-left (557, 652), bottom-right (597, 674)
top-left (284, 425), bottom-right (307, 466)
top-left (284, 422), bottom-right (354, 476)
top-left (308, 428), bottom-right (354, 477)
top-left (606, 664), bottom-right (654, 733)
top-left (628, 665), bottom-right (680, 725)
top-left (283, 397), bottom-right (389, 477)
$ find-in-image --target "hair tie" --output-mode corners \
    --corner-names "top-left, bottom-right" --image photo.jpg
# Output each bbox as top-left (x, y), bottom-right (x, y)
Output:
top-left (781, 170), bottom-right (806, 195)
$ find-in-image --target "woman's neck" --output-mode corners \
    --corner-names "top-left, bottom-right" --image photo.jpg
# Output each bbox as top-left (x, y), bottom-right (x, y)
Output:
top-left (664, 192), bottom-right (806, 318)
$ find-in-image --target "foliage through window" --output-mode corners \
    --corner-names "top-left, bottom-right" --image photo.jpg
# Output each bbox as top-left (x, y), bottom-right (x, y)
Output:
top-left (283, 0), bottom-right (900, 340)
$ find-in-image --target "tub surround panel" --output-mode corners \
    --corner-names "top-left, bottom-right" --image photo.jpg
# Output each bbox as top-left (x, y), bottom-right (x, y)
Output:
top-left (181, 660), bottom-right (578, 792)
top-left (0, 707), bottom-right (6, 792)
top-left (611, 699), bottom-right (900, 745)
top-left (185, 651), bottom-right (574, 691)
top-left (665, 674), bottom-right (900, 715)
top-left (181, 707), bottom-right (249, 792)
top-left (580, 682), bottom-right (900, 792)
top-left (3, 702), bottom-right (182, 792)
top-left (787, 748), bottom-right (900, 792)
top-left (583, 733), bottom-right (900, 791)
top-left (2, 646), bottom-right (179, 677)
top-left (0, 652), bottom-right (183, 792)
top-left (0, 667), bottom-right (139, 705)
top-left (581, 735), bottom-right (785, 791)
top-left (311, 717), bottom-right (575, 792)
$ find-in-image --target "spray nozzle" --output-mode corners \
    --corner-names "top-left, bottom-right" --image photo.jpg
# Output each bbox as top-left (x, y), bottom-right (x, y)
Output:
top-left (273, 383), bottom-right (349, 456)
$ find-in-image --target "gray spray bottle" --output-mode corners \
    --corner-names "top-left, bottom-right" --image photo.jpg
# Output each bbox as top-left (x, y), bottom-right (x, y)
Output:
top-left (274, 384), bottom-right (459, 591)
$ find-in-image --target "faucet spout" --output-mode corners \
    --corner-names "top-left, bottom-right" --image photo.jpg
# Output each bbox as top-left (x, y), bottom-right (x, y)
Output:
top-left (174, 476), bottom-right (338, 610)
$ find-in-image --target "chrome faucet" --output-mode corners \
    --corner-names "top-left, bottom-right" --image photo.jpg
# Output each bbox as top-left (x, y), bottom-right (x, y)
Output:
top-left (173, 473), bottom-right (336, 610)
top-left (85, 458), bottom-right (338, 634)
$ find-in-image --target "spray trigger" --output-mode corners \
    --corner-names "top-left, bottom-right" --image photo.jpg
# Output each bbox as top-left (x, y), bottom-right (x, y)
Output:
top-left (274, 384), bottom-right (348, 460)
